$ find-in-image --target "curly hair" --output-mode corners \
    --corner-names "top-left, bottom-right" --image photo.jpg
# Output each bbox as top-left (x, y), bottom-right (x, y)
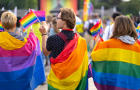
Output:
top-left (60, 8), bottom-right (76, 29)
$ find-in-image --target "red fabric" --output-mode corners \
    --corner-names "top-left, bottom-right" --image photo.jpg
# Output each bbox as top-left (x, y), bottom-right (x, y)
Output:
top-left (57, 32), bottom-right (69, 47)
top-left (50, 33), bottom-right (79, 64)
top-left (99, 36), bottom-right (104, 42)
top-left (137, 39), bottom-right (140, 45)
top-left (62, 29), bottom-right (73, 31)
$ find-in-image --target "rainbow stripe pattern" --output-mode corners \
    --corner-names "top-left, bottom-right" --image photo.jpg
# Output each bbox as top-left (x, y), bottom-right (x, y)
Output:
top-left (48, 34), bottom-right (88, 90)
top-left (0, 22), bottom-right (4, 32)
top-left (0, 32), bottom-right (45, 90)
top-left (83, 0), bottom-right (90, 21)
top-left (19, 11), bottom-right (38, 29)
top-left (90, 38), bottom-right (140, 90)
top-left (90, 20), bottom-right (103, 37)
top-left (136, 24), bottom-right (140, 39)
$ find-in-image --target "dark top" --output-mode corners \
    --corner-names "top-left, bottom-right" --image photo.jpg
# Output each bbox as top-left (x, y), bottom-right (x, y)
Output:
top-left (46, 30), bottom-right (75, 58)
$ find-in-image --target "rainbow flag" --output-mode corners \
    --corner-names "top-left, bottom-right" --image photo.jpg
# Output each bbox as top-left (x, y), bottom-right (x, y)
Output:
top-left (88, 2), bottom-right (94, 15)
top-left (136, 24), bottom-right (140, 39)
top-left (90, 38), bottom-right (140, 90)
top-left (0, 22), bottom-right (4, 32)
top-left (34, 11), bottom-right (46, 22)
top-left (83, 0), bottom-right (90, 21)
top-left (48, 34), bottom-right (88, 90)
top-left (19, 11), bottom-right (38, 29)
top-left (0, 32), bottom-right (46, 90)
top-left (40, 0), bottom-right (77, 15)
top-left (90, 20), bottom-right (103, 37)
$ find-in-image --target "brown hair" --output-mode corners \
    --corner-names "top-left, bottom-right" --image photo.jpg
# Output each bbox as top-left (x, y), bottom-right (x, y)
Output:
top-left (1, 12), bottom-right (17, 30)
top-left (111, 16), bottom-right (138, 40)
top-left (60, 8), bottom-right (76, 29)
top-left (52, 17), bottom-right (60, 33)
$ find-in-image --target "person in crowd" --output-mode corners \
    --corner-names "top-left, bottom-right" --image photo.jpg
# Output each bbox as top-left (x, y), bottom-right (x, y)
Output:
top-left (49, 17), bottom-right (60, 36)
top-left (103, 12), bottom-right (121, 41)
top-left (39, 8), bottom-right (88, 90)
top-left (90, 16), bottom-right (140, 90)
top-left (0, 11), bottom-right (45, 90)
top-left (84, 13), bottom-right (100, 52)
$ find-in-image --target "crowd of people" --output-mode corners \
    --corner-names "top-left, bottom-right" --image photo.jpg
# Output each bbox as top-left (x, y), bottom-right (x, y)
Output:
top-left (0, 7), bottom-right (140, 90)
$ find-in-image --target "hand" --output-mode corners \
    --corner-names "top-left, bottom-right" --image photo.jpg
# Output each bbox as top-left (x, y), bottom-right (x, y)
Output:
top-left (39, 22), bottom-right (50, 34)
top-left (30, 29), bottom-right (34, 32)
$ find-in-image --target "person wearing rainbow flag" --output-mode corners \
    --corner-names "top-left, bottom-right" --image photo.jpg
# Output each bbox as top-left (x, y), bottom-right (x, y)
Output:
top-left (0, 11), bottom-right (45, 90)
top-left (39, 8), bottom-right (89, 90)
top-left (90, 16), bottom-right (140, 90)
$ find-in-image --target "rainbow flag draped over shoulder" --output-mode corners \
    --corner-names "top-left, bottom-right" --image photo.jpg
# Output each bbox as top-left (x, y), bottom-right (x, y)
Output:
top-left (90, 38), bottom-right (140, 90)
top-left (0, 22), bottom-right (4, 32)
top-left (90, 20), bottom-right (103, 37)
top-left (0, 32), bottom-right (45, 90)
top-left (48, 34), bottom-right (88, 90)
top-left (19, 11), bottom-right (38, 29)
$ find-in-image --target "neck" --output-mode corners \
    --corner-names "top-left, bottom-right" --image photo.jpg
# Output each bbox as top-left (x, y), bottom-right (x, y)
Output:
top-left (5, 28), bottom-right (15, 32)
top-left (62, 24), bottom-right (71, 29)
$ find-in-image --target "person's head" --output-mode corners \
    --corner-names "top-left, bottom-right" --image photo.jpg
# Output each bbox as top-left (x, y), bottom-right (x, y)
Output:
top-left (0, 10), bottom-right (7, 21)
top-left (46, 15), bottom-right (53, 24)
top-left (1, 11), bottom-right (17, 31)
top-left (112, 12), bottom-right (121, 21)
top-left (52, 17), bottom-right (60, 33)
top-left (111, 16), bottom-right (138, 40)
top-left (57, 8), bottom-right (76, 29)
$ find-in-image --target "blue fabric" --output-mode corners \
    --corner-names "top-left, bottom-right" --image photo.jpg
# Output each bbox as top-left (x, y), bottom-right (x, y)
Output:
top-left (30, 54), bottom-right (46, 90)
top-left (92, 68), bottom-right (140, 89)
top-left (49, 28), bottom-right (57, 36)
top-left (0, 66), bottom-right (34, 90)
top-left (37, 17), bottom-right (46, 22)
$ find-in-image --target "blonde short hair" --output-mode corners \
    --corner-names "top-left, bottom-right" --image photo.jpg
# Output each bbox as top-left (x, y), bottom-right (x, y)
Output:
top-left (1, 12), bottom-right (17, 30)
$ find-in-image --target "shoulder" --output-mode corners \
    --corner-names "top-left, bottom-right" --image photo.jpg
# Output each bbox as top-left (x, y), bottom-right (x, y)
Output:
top-left (94, 39), bottom-right (118, 50)
top-left (48, 34), bottom-right (60, 40)
top-left (47, 34), bottom-right (64, 44)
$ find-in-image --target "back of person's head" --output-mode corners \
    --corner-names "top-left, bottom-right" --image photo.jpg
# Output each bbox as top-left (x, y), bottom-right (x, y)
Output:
top-left (52, 17), bottom-right (57, 26)
top-left (46, 15), bottom-right (53, 23)
top-left (60, 8), bottom-right (76, 29)
top-left (1, 11), bottom-right (17, 30)
top-left (52, 17), bottom-right (60, 33)
top-left (111, 16), bottom-right (138, 40)
top-left (112, 12), bottom-right (121, 21)
top-left (0, 10), bottom-right (7, 21)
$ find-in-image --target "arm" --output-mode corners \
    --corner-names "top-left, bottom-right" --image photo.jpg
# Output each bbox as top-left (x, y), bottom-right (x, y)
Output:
top-left (39, 22), bottom-right (51, 56)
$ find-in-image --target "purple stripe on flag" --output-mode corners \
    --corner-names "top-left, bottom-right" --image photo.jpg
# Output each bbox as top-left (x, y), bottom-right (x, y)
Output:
top-left (94, 82), bottom-right (133, 90)
top-left (0, 49), bottom-right (36, 72)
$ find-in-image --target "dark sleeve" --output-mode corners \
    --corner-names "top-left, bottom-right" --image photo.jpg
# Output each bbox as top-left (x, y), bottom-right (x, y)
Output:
top-left (46, 36), bottom-right (54, 51)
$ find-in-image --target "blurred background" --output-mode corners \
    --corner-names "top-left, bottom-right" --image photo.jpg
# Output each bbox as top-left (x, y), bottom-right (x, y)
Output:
top-left (0, 0), bottom-right (140, 18)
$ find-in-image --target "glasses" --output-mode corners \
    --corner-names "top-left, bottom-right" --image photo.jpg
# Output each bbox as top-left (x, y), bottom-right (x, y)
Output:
top-left (57, 17), bottom-right (62, 20)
